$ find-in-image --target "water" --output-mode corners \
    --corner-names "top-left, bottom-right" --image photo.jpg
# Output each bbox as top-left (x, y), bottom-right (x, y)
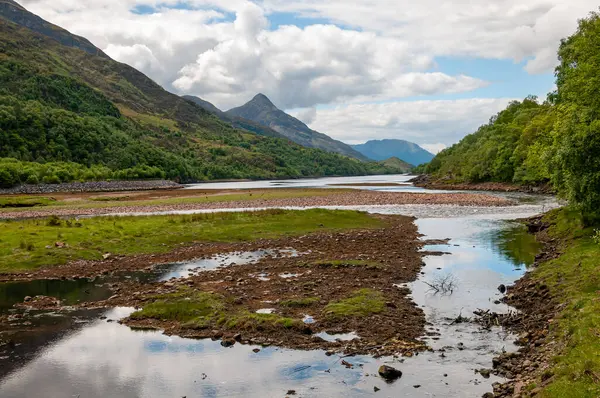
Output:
top-left (0, 177), bottom-right (551, 397)
top-left (183, 174), bottom-right (422, 191)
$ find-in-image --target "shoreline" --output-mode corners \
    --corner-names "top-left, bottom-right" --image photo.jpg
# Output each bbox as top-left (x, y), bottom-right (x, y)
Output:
top-left (0, 190), bottom-right (515, 220)
top-left (0, 180), bottom-right (183, 195)
top-left (1, 213), bottom-right (431, 357)
top-left (410, 174), bottom-right (554, 194)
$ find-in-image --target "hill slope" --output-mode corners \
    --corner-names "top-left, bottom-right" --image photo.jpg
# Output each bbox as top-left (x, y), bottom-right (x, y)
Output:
top-left (379, 157), bottom-right (413, 173)
top-left (0, 1), bottom-right (403, 187)
top-left (352, 139), bottom-right (434, 165)
top-left (226, 94), bottom-right (369, 161)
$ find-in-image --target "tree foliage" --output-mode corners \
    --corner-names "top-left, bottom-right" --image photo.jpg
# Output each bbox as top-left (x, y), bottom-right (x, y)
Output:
top-left (424, 10), bottom-right (600, 223)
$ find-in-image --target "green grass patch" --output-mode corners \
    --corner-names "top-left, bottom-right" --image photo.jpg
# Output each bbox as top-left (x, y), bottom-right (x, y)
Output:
top-left (131, 288), bottom-right (303, 331)
top-left (311, 259), bottom-right (383, 269)
top-left (528, 208), bottom-right (600, 397)
top-left (130, 290), bottom-right (224, 323)
top-left (279, 297), bottom-right (320, 308)
top-left (0, 196), bottom-right (56, 208)
top-left (323, 288), bottom-right (386, 319)
top-left (0, 208), bottom-right (382, 273)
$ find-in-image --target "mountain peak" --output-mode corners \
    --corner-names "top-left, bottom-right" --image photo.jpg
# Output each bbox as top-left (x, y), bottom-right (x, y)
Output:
top-left (250, 93), bottom-right (277, 109)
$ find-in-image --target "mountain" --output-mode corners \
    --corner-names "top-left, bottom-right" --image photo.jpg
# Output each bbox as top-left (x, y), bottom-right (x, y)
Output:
top-left (0, 1), bottom-right (406, 187)
top-left (0, 0), bottom-right (107, 58)
top-left (226, 94), bottom-right (370, 161)
top-left (352, 139), bottom-right (434, 166)
top-left (182, 95), bottom-right (226, 118)
top-left (379, 157), bottom-right (413, 173)
top-left (183, 95), bottom-right (285, 139)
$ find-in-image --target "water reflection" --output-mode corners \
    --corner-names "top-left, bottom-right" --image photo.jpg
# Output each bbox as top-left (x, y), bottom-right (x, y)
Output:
top-left (0, 307), bottom-right (502, 398)
top-left (0, 279), bottom-right (113, 312)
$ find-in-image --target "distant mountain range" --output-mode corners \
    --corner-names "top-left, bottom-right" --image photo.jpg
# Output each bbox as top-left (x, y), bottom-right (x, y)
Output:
top-left (185, 94), bottom-right (369, 161)
top-left (352, 139), bottom-right (434, 166)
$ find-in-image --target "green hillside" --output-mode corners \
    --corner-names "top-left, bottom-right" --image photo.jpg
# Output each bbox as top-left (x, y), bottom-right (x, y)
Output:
top-left (422, 11), bottom-right (600, 223)
top-left (0, 3), bottom-right (401, 188)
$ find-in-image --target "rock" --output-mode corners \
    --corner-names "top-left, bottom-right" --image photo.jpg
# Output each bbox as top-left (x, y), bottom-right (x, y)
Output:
top-left (286, 390), bottom-right (296, 395)
top-left (498, 284), bottom-right (507, 294)
top-left (23, 296), bottom-right (32, 302)
top-left (413, 385), bottom-right (421, 388)
top-left (252, 348), bottom-right (261, 353)
top-left (478, 369), bottom-right (491, 379)
top-left (54, 241), bottom-right (66, 248)
top-left (102, 253), bottom-right (112, 260)
top-left (482, 393), bottom-right (494, 398)
top-left (374, 386), bottom-right (380, 392)
top-left (378, 365), bottom-right (402, 381)
top-left (220, 338), bottom-right (235, 348)
top-left (233, 333), bottom-right (242, 342)
top-left (341, 360), bottom-right (353, 369)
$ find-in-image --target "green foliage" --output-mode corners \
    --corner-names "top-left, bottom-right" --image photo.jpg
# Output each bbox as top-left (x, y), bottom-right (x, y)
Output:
top-left (323, 288), bottom-right (386, 319)
top-left (425, 11), bottom-right (600, 223)
top-left (529, 209), bottom-right (600, 397)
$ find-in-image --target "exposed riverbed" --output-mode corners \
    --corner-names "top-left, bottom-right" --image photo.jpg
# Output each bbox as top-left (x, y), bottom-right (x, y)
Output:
top-left (0, 177), bottom-right (557, 397)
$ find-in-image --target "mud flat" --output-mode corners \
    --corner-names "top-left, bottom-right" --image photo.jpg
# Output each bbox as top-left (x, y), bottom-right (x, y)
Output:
top-left (0, 190), bottom-right (514, 220)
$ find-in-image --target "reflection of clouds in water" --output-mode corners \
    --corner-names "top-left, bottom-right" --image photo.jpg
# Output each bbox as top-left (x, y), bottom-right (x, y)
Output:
top-left (0, 308), bottom-right (366, 398)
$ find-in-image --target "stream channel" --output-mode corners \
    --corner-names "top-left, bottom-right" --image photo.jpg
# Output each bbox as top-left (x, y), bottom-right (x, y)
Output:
top-left (0, 176), bottom-right (557, 397)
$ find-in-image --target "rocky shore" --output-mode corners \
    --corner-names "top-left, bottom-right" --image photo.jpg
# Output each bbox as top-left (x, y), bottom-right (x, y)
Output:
top-left (0, 190), bottom-right (514, 220)
top-left (477, 215), bottom-right (564, 397)
top-left (0, 180), bottom-right (183, 195)
top-left (410, 175), bottom-right (554, 194)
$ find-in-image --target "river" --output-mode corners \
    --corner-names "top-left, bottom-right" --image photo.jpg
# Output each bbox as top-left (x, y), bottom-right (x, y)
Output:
top-left (0, 177), bottom-right (556, 397)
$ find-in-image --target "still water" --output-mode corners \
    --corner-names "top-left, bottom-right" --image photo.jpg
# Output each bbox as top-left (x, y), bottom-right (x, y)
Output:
top-left (0, 181), bottom-right (551, 397)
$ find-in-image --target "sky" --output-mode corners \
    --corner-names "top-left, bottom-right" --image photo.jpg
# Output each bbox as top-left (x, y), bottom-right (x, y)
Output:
top-left (19, 0), bottom-right (599, 153)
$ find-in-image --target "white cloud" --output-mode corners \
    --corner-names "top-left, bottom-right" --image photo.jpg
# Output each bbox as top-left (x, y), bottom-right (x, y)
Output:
top-left (16, 0), bottom-right (600, 146)
top-left (298, 98), bottom-right (514, 147)
top-left (294, 107), bottom-right (317, 124)
top-left (421, 143), bottom-right (447, 155)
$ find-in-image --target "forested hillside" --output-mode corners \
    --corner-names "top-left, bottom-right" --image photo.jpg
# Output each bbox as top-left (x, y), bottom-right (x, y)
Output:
top-left (422, 11), bottom-right (600, 222)
top-left (0, 3), bottom-right (401, 188)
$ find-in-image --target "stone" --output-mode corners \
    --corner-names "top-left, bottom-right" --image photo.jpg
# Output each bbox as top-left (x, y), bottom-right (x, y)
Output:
top-left (478, 369), bottom-right (491, 379)
top-left (378, 365), bottom-right (402, 381)
top-left (286, 390), bottom-right (296, 395)
top-left (498, 284), bottom-right (507, 294)
top-left (252, 348), bottom-right (261, 353)
top-left (23, 296), bottom-right (32, 302)
top-left (220, 338), bottom-right (235, 348)
top-left (374, 386), bottom-right (380, 392)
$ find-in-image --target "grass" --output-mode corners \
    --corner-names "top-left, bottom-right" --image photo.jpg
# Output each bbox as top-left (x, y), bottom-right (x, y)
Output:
top-left (130, 288), bottom-right (303, 331)
top-left (279, 297), bottom-right (320, 308)
top-left (323, 288), bottom-right (386, 319)
top-left (311, 259), bottom-right (383, 269)
top-left (0, 189), bottom-right (351, 213)
top-left (0, 196), bottom-right (56, 208)
top-left (527, 208), bottom-right (600, 397)
top-left (130, 290), bottom-right (224, 323)
top-left (0, 208), bottom-right (382, 273)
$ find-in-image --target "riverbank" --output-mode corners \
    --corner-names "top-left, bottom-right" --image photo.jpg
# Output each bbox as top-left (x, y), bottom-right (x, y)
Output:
top-left (1, 210), bottom-right (431, 357)
top-left (484, 208), bottom-right (600, 397)
top-left (0, 180), bottom-right (183, 195)
top-left (410, 175), bottom-right (554, 194)
top-left (0, 189), bottom-right (514, 219)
